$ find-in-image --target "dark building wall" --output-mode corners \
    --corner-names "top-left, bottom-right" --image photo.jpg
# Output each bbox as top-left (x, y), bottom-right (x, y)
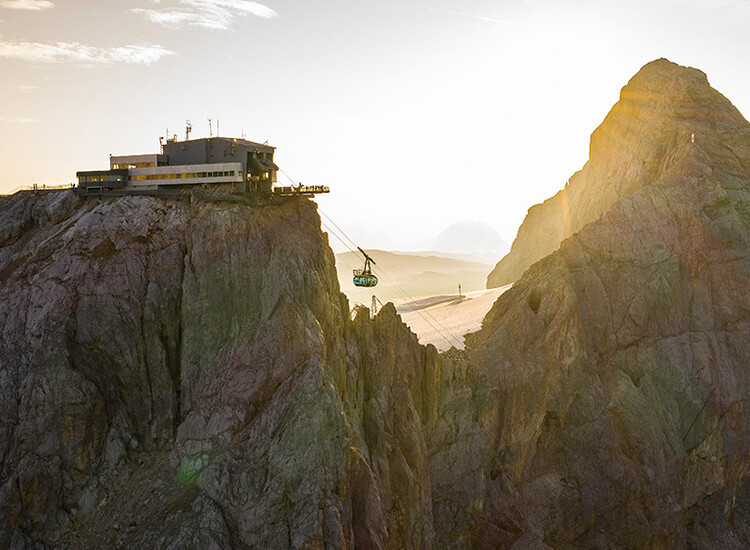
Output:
top-left (76, 169), bottom-right (129, 189)
top-left (162, 139), bottom-right (275, 179)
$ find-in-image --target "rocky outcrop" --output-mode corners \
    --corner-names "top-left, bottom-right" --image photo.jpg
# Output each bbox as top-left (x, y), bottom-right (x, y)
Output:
top-left (4, 58), bottom-right (750, 549)
top-left (0, 191), bottom-right (440, 549)
top-left (464, 171), bottom-right (750, 547)
top-left (457, 59), bottom-right (750, 547)
top-left (487, 58), bottom-right (750, 287)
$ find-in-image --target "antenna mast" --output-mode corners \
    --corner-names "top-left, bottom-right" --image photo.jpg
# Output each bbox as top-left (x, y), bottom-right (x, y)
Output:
top-left (208, 118), bottom-right (212, 137)
top-left (185, 120), bottom-right (192, 141)
top-left (216, 119), bottom-right (220, 137)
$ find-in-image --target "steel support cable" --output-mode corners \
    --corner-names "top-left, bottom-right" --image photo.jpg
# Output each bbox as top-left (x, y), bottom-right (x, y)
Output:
top-left (319, 217), bottom-right (457, 349)
top-left (369, 265), bottom-right (464, 349)
top-left (313, 207), bottom-right (463, 347)
top-left (320, 218), bottom-right (455, 348)
top-left (315, 207), bottom-right (463, 348)
top-left (280, 168), bottom-right (463, 349)
top-left (319, 217), bottom-right (461, 350)
top-left (318, 213), bottom-right (463, 348)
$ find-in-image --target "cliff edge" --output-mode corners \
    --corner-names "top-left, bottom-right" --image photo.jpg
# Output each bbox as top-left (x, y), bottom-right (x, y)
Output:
top-left (4, 57), bottom-right (750, 549)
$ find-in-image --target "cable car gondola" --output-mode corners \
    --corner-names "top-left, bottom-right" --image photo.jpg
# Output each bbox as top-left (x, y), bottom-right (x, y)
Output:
top-left (353, 247), bottom-right (378, 287)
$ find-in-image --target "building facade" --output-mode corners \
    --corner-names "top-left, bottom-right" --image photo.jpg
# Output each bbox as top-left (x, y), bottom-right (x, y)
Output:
top-left (77, 137), bottom-right (279, 194)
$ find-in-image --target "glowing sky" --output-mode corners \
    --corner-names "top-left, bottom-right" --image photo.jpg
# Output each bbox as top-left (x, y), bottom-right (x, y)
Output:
top-left (1, 0), bottom-right (749, 251)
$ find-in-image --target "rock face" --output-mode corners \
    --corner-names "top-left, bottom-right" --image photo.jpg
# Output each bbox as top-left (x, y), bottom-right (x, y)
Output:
top-left (4, 58), bottom-right (750, 549)
top-left (463, 59), bottom-right (750, 547)
top-left (487, 58), bottom-right (749, 288)
top-left (0, 192), bottom-right (440, 548)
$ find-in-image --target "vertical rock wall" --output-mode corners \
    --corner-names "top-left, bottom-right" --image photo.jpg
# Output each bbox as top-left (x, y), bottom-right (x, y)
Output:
top-left (0, 191), bottom-right (440, 549)
top-left (3, 58), bottom-right (750, 549)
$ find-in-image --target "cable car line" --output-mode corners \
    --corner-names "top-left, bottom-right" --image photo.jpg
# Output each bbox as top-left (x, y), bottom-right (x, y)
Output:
top-left (280, 169), bottom-right (464, 349)
top-left (319, 208), bottom-right (463, 347)
top-left (319, 216), bottom-right (462, 350)
top-left (318, 216), bottom-right (459, 349)
top-left (317, 205), bottom-right (462, 347)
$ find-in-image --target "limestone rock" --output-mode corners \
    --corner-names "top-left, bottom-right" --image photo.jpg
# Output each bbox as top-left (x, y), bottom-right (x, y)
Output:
top-left (487, 58), bottom-right (750, 288)
top-left (461, 59), bottom-right (750, 547)
top-left (4, 57), bottom-right (750, 550)
top-left (0, 192), bottom-right (439, 549)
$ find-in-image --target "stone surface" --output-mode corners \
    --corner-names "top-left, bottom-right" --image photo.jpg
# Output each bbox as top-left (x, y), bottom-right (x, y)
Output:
top-left (487, 58), bottom-right (750, 288)
top-left (3, 58), bottom-right (750, 549)
top-left (0, 192), bottom-right (439, 549)
top-left (459, 59), bottom-right (750, 547)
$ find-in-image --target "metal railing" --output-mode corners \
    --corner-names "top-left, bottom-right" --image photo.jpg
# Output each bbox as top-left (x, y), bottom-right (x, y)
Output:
top-left (273, 185), bottom-right (330, 196)
top-left (1, 183), bottom-right (77, 195)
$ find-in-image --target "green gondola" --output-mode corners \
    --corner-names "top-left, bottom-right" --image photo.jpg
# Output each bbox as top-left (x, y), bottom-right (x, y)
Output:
top-left (353, 248), bottom-right (378, 287)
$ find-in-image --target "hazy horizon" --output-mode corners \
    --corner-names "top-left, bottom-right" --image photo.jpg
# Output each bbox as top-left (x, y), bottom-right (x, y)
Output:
top-left (2, 0), bottom-right (750, 248)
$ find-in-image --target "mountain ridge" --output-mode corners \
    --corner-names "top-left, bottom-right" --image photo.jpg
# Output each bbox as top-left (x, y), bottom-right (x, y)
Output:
top-left (3, 58), bottom-right (750, 548)
top-left (487, 57), bottom-right (750, 288)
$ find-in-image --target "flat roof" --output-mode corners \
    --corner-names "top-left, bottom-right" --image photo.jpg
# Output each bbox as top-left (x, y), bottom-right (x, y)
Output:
top-left (111, 154), bottom-right (167, 162)
top-left (172, 137), bottom-right (275, 151)
top-left (76, 168), bottom-right (129, 176)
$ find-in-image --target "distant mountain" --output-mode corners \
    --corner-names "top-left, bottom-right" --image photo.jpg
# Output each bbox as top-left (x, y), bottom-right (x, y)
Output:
top-left (398, 249), bottom-right (501, 265)
top-left (430, 221), bottom-right (509, 256)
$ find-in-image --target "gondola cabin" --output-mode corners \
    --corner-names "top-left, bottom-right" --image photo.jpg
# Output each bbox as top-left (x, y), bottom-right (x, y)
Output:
top-left (353, 248), bottom-right (378, 287)
top-left (353, 270), bottom-right (378, 287)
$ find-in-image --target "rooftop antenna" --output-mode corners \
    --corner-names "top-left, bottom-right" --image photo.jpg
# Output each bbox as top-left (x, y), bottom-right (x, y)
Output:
top-left (241, 128), bottom-right (246, 139)
top-left (216, 119), bottom-right (220, 137)
top-left (185, 120), bottom-right (192, 141)
top-left (208, 118), bottom-right (213, 137)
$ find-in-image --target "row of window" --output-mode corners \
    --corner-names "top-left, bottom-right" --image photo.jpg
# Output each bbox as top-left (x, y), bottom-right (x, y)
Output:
top-left (112, 162), bottom-right (156, 169)
top-left (80, 175), bottom-right (125, 183)
top-left (128, 171), bottom-right (238, 181)
top-left (80, 171), bottom-right (239, 184)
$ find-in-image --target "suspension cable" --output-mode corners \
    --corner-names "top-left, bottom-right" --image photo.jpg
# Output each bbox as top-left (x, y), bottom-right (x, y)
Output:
top-left (320, 218), bottom-right (455, 347)
top-left (281, 168), bottom-right (465, 349)
top-left (317, 203), bottom-right (463, 347)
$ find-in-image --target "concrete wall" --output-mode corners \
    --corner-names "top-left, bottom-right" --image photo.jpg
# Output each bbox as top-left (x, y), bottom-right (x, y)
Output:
top-left (162, 138), bottom-right (275, 181)
top-left (127, 162), bottom-right (243, 188)
top-left (110, 154), bottom-right (166, 169)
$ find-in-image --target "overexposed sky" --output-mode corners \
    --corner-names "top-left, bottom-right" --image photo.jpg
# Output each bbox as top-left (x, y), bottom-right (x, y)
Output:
top-left (1, 0), bottom-right (749, 250)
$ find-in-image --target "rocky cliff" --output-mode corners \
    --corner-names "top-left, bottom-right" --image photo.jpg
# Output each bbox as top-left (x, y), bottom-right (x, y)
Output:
top-left (4, 58), bottom-right (750, 550)
top-left (487, 58), bottom-right (750, 288)
top-left (0, 191), bottom-right (442, 548)
top-left (462, 59), bottom-right (750, 547)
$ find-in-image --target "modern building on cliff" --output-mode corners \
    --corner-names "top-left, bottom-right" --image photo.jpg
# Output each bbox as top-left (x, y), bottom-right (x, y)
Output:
top-left (76, 135), bottom-right (328, 197)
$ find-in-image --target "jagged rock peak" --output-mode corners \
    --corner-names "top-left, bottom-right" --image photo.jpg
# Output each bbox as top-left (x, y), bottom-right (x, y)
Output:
top-left (0, 190), bottom-right (446, 549)
top-left (487, 58), bottom-right (750, 288)
top-left (590, 57), bottom-right (747, 158)
top-left (627, 57), bottom-right (708, 88)
top-left (470, 59), bottom-right (750, 547)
